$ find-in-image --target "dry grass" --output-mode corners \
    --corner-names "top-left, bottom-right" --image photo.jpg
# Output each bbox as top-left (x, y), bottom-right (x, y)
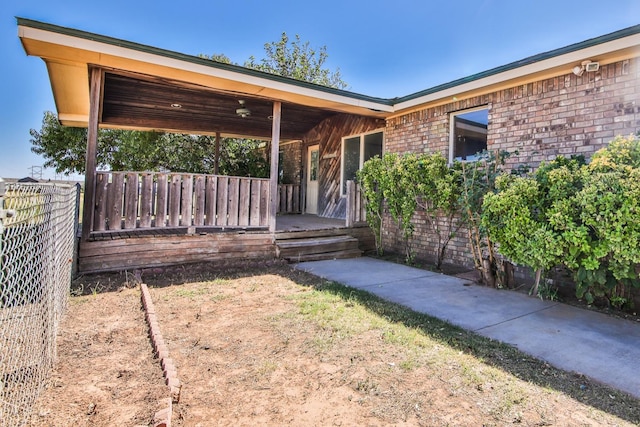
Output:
top-left (58, 262), bottom-right (640, 426)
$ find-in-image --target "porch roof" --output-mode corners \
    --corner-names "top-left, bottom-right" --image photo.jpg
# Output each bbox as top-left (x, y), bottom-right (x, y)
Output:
top-left (17, 18), bottom-right (391, 140)
top-left (18, 18), bottom-right (640, 137)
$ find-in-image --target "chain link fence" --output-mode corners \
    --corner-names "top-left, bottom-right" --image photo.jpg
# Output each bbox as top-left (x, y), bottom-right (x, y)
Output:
top-left (0, 181), bottom-right (79, 427)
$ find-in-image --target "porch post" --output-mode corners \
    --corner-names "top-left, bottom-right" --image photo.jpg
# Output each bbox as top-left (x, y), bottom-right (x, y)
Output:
top-left (269, 101), bottom-right (281, 232)
top-left (81, 67), bottom-right (102, 241)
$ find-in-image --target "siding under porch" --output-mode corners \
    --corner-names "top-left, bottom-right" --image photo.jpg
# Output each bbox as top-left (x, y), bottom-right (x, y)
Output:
top-left (77, 216), bottom-right (374, 273)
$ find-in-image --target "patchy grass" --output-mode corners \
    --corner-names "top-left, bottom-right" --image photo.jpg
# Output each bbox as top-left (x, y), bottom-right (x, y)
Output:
top-left (64, 262), bottom-right (640, 426)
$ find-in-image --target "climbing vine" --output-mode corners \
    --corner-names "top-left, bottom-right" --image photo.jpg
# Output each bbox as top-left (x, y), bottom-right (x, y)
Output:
top-left (356, 156), bottom-right (385, 255)
top-left (412, 153), bottom-right (462, 270)
top-left (358, 152), bottom-right (461, 267)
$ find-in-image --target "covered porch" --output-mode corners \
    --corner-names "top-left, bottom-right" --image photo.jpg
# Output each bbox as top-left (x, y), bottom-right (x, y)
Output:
top-left (18, 18), bottom-right (381, 273)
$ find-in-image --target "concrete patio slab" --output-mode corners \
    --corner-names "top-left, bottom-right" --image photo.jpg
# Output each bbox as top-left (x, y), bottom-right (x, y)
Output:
top-left (295, 257), bottom-right (439, 287)
top-left (479, 303), bottom-right (640, 399)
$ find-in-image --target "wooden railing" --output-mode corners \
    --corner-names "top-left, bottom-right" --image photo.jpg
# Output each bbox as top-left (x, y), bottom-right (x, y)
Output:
top-left (278, 184), bottom-right (301, 214)
top-left (92, 171), bottom-right (271, 232)
top-left (345, 180), bottom-right (367, 227)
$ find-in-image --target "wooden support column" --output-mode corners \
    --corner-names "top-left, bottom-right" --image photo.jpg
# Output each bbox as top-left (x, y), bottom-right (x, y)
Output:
top-left (81, 67), bottom-right (102, 241)
top-left (214, 132), bottom-right (220, 175)
top-left (269, 101), bottom-right (281, 232)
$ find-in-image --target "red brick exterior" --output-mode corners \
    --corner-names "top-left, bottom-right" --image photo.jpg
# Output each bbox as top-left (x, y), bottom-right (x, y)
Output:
top-left (383, 58), bottom-right (640, 269)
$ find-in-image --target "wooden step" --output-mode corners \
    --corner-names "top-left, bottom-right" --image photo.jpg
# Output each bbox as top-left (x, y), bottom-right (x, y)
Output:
top-left (284, 248), bottom-right (363, 262)
top-left (275, 228), bottom-right (354, 240)
top-left (277, 235), bottom-right (358, 257)
top-left (276, 234), bottom-right (362, 262)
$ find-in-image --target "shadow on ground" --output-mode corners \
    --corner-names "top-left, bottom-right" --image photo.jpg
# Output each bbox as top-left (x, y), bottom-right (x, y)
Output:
top-left (71, 260), bottom-right (640, 424)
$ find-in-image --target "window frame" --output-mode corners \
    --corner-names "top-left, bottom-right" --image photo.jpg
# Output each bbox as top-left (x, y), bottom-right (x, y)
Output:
top-left (340, 129), bottom-right (384, 196)
top-left (449, 105), bottom-right (489, 164)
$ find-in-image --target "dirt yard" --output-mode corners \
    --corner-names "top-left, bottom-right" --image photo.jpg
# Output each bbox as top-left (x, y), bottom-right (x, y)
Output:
top-left (31, 262), bottom-right (639, 426)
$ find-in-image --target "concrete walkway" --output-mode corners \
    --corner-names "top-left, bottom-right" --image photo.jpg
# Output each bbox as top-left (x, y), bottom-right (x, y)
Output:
top-left (293, 257), bottom-right (640, 399)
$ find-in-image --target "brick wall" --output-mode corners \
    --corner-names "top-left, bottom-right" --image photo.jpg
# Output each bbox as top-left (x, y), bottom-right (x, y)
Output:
top-left (383, 58), bottom-right (640, 270)
top-left (381, 209), bottom-right (473, 268)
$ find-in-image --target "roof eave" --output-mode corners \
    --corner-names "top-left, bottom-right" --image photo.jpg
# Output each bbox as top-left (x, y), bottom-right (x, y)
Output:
top-left (390, 25), bottom-right (640, 116)
top-left (17, 18), bottom-right (640, 122)
top-left (17, 18), bottom-right (394, 119)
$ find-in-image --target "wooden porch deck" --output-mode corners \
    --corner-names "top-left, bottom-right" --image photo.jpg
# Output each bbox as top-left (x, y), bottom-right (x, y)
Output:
top-left (276, 214), bottom-right (345, 231)
top-left (77, 214), bottom-right (374, 274)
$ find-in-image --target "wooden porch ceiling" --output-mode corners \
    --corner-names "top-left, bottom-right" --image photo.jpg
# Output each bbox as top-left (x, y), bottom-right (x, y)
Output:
top-left (102, 71), bottom-right (337, 140)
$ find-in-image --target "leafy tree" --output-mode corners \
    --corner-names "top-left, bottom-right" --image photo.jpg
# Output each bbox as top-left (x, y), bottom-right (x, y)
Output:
top-left (30, 111), bottom-right (106, 174)
top-left (216, 138), bottom-right (268, 177)
top-left (244, 32), bottom-right (347, 89)
top-left (29, 113), bottom-right (268, 176)
top-left (198, 53), bottom-right (232, 64)
top-left (105, 129), bottom-right (167, 171)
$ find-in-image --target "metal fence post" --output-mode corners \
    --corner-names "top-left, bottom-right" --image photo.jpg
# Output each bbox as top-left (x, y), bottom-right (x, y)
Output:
top-left (0, 177), bottom-right (3, 427)
top-left (72, 183), bottom-right (82, 277)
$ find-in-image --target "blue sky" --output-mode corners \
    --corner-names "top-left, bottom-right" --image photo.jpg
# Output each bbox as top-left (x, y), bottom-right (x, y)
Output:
top-left (1, 0), bottom-right (639, 179)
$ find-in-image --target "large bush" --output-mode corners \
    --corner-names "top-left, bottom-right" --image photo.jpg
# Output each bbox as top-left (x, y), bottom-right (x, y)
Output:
top-left (483, 135), bottom-right (640, 307)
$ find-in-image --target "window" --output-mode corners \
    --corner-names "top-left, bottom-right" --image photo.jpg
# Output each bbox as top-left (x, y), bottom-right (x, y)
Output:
top-left (309, 149), bottom-right (318, 181)
top-left (341, 130), bottom-right (383, 195)
top-left (450, 107), bottom-right (488, 162)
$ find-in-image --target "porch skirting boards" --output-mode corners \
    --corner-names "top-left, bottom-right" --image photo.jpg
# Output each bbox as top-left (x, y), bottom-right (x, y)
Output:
top-left (77, 225), bottom-right (376, 274)
top-left (78, 231), bottom-right (275, 273)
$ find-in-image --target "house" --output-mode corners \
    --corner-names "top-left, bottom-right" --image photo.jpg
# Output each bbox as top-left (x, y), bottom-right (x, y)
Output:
top-left (17, 18), bottom-right (640, 272)
top-left (17, 177), bottom-right (39, 183)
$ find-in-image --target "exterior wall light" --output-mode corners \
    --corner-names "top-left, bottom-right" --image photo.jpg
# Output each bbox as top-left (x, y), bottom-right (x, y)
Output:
top-left (573, 60), bottom-right (600, 76)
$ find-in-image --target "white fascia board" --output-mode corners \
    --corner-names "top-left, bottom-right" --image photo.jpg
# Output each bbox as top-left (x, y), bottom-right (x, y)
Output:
top-left (19, 25), bottom-right (393, 113)
top-left (393, 33), bottom-right (640, 113)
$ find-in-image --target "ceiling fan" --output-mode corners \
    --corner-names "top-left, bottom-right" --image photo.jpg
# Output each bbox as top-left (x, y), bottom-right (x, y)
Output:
top-left (236, 100), bottom-right (251, 118)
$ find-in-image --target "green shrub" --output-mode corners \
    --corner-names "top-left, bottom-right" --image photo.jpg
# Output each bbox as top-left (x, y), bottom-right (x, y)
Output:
top-left (483, 135), bottom-right (640, 306)
top-left (358, 153), bottom-right (417, 263)
top-left (482, 175), bottom-right (563, 284)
